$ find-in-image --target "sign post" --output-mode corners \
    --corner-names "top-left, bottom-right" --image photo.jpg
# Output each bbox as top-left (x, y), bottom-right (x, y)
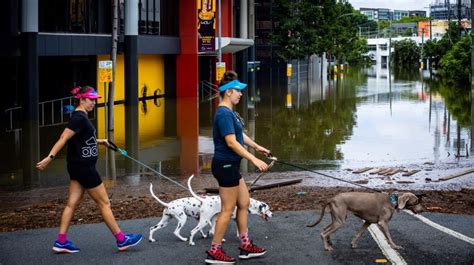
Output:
top-left (216, 62), bottom-right (226, 82)
top-left (98, 60), bottom-right (113, 176)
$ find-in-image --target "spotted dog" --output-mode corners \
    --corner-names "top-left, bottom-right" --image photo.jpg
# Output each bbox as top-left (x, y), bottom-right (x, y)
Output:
top-left (187, 175), bottom-right (273, 246)
top-left (148, 179), bottom-right (210, 242)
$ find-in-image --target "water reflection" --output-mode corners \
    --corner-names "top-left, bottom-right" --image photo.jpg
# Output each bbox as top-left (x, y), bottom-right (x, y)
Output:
top-left (249, 65), bottom-right (471, 170)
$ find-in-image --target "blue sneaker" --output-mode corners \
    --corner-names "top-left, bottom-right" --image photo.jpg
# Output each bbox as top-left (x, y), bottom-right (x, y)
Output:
top-left (117, 233), bottom-right (143, 251)
top-left (52, 240), bottom-right (80, 253)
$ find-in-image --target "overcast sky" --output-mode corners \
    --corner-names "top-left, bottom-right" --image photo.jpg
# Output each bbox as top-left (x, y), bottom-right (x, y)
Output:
top-left (349, 0), bottom-right (433, 12)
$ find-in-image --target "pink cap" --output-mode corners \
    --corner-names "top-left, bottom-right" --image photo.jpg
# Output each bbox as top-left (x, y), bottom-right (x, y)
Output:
top-left (75, 88), bottom-right (102, 99)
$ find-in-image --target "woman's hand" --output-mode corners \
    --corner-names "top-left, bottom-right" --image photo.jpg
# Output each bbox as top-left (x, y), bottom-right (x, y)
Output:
top-left (97, 139), bottom-right (110, 147)
top-left (36, 156), bottom-right (52, 171)
top-left (251, 158), bottom-right (269, 172)
top-left (254, 145), bottom-right (272, 157)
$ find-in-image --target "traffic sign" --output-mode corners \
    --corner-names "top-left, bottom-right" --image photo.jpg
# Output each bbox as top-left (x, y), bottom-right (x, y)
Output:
top-left (98, 60), bottom-right (113, 83)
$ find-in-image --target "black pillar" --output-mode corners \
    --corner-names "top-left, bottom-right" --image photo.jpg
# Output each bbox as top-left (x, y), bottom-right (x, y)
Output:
top-left (21, 0), bottom-right (40, 188)
top-left (124, 0), bottom-right (139, 174)
top-left (124, 35), bottom-right (138, 174)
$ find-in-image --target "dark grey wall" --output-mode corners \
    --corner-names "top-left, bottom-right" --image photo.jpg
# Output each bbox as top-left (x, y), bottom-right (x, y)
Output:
top-left (37, 34), bottom-right (179, 56)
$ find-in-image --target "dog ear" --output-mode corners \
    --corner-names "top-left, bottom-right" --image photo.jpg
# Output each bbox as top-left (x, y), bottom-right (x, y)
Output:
top-left (397, 193), bottom-right (411, 209)
top-left (415, 193), bottom-right (426, 202)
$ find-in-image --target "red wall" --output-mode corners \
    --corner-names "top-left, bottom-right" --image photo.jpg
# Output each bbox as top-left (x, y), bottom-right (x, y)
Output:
top-left (177, 0), bottom-right (199, 175)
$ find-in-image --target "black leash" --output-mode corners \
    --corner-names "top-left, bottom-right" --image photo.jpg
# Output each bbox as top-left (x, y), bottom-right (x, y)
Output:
top-left (268, 157), bottom-right (382, 193)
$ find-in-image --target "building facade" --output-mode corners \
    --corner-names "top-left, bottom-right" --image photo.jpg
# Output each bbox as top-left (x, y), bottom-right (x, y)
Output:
top-left (0, 0), bottom-right (254, 188)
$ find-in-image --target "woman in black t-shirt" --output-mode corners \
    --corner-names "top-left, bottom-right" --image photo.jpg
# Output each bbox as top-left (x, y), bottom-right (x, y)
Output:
top-left (36, 86), bottom-right (142, 253)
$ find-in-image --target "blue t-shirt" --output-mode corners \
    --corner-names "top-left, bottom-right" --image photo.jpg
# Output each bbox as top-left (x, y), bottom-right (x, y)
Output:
top-left (213, 106), bottom-right (244, 161)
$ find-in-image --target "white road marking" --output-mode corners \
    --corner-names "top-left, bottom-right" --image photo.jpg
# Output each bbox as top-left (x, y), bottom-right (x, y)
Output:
top-left (404, 210), bottom-right (474, 245)
top-left (368, 224), bottom-right (408, 265)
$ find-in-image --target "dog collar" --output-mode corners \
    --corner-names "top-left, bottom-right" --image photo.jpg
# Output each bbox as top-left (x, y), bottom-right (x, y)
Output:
top-left (389, 194), bottom-right (398, 209)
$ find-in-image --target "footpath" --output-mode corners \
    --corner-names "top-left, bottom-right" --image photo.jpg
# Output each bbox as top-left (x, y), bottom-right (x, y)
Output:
top-left (0, 211), bottom-right (473, 265)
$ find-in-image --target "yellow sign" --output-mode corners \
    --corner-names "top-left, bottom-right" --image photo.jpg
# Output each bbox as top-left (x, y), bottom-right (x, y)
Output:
top-left (286, 93), bottom-right (292, 108)
top-left (98, 60), bottom-right (113, 83)
top-left (216, 62), bottom-right (226, 82)
top-left (286, 64), bottom-right (292, 77)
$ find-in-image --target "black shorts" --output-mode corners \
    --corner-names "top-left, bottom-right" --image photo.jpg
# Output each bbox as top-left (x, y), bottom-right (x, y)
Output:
top-left (67, 163), bottom-right (102, 189)
top-left (211, 159), bottom-right (242, 187)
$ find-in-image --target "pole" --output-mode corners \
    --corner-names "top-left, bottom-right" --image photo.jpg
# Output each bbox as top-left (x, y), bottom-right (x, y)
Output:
top-left (218, 0), bottom-right (222, 62)
top-left (108, 0), bottom-right (118, 180)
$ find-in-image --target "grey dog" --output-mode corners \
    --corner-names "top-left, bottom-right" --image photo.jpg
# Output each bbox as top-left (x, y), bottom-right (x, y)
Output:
top-left (307, 192), bottom-right (424, 251)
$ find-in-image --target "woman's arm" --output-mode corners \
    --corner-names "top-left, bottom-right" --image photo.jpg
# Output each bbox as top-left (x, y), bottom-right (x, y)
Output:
top-left (36, 128), bottom-right (76, 170)
top-left (243, 133), bottom-right (271, 157)
top-left (224, 134), bottom-right (268, 172)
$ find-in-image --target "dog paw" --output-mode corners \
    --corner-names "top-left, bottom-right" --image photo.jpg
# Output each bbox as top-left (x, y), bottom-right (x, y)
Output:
top-left (180, 237), bottom-right (188, 242)
top-left (189, 241), bottom-right (195, 246)
top-left (149, 238), bottom-right (156, 243)
top-left (351, 244), bottom-right (357, 249)
top-left (324, 246), bottom-right (334, 251)
top-left (221, 238), bottom-right (226, 242)
top-left (202, 234), bottom-right (208, 239)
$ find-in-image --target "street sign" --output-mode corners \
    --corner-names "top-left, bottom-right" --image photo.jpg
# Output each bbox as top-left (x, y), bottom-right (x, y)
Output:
top-left (286, 64), bottom-right (292, 77)
top-left (216, 62), bottom-right (226, 82)
top-left (98, 60), bottom-right (113, 83)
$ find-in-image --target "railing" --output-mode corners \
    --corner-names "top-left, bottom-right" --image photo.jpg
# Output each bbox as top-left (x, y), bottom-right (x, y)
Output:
top-left (5, 96), bottom-right (96, 132)
top-left (200, 80), bottom-right (219, 103)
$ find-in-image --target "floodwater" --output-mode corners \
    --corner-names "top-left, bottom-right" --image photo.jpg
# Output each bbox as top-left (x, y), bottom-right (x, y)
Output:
top-left (1, 64), bottom-right (472, 189)
top-left (201, 64), bottom-right (472, 173)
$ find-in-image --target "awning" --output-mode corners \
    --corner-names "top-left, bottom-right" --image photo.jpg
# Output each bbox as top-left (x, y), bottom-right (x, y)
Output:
top-left (198, 37), bottom-right (254, 55)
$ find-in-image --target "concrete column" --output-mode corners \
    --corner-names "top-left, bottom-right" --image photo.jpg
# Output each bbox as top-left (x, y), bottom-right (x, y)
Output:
top-left (240, 0), bottom-right (248, 39)
top-left (124, 0), bottom-right (139, 174)
top-left (21, 0), bottom-right (40, 188)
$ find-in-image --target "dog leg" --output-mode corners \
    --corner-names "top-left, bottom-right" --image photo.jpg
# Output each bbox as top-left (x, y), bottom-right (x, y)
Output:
top-left (149, 214), bottom-right (171, 242)
top-left (209, 215), bottom-right (217, 237)
top-left (321, 224), bottom-right (333, 246)
top-left (173, 215), bottom-right (189, 242)
top-left (189, 219), bottom-right (209, 246)
top-left (321, 221), bottom-right (343, 251)
top-left (351, 222), bottom-right (370, 249)
top-left (378, 221), bottom-right (402, 249)
top-left (199, 228), bottom-right (208, 239)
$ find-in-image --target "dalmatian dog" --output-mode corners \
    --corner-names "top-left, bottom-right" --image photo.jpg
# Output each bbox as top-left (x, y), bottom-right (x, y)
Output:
top-left (148, 178), bottom-right (211, 242)
top-left (187, 175), bottom-right (273, 246)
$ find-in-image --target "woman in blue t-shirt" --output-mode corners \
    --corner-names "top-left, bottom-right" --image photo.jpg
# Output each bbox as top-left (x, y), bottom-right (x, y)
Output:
top-left (36, 86), bottom-right (142, 254)
top-left (205, 72), bottom-right (271, 264)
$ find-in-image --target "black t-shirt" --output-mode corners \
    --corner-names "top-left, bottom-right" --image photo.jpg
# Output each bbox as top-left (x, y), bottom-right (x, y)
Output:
top-left (66, 111), bottom-right (98, 165)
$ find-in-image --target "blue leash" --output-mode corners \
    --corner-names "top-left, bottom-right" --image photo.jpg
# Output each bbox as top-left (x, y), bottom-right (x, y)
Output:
top-left (107, 140), bottom-right (190, 191)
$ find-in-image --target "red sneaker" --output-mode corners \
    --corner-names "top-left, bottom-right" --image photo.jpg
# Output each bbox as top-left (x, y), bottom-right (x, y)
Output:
top-left (238, 241), bottom-right (266, 259)
top-left (205, 248), bottom-right (236, 264)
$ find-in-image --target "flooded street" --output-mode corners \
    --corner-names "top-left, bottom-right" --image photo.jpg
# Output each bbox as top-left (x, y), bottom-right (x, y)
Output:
top-left (1, 65), bottom-right (473, 191)
top-left (250, 65), bottom-right (471, 170)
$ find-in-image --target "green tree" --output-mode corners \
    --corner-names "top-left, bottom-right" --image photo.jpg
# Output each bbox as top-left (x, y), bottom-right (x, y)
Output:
top-left (271, 0), bottom-right (369, 66)
top-left (403, 28), bottom-right (413, 36)
top-left (271, 0), bottom-right (307, 60)
top-left (422, 21), bottom-right (464, 69)
top-left (391, 39), bottom-right (421, 67)
top-left (439, 34), bottom-right (471, 84)
top-left (398, 16), bottom-right (428, 23)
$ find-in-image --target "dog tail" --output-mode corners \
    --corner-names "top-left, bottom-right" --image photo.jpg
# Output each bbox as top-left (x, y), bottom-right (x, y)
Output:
top-left (149, 183), bottom-right (169, 207)
top-left (187, 174), bottom-right (205, 203)
top-left (307, 203), bottom-right (328, 228)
